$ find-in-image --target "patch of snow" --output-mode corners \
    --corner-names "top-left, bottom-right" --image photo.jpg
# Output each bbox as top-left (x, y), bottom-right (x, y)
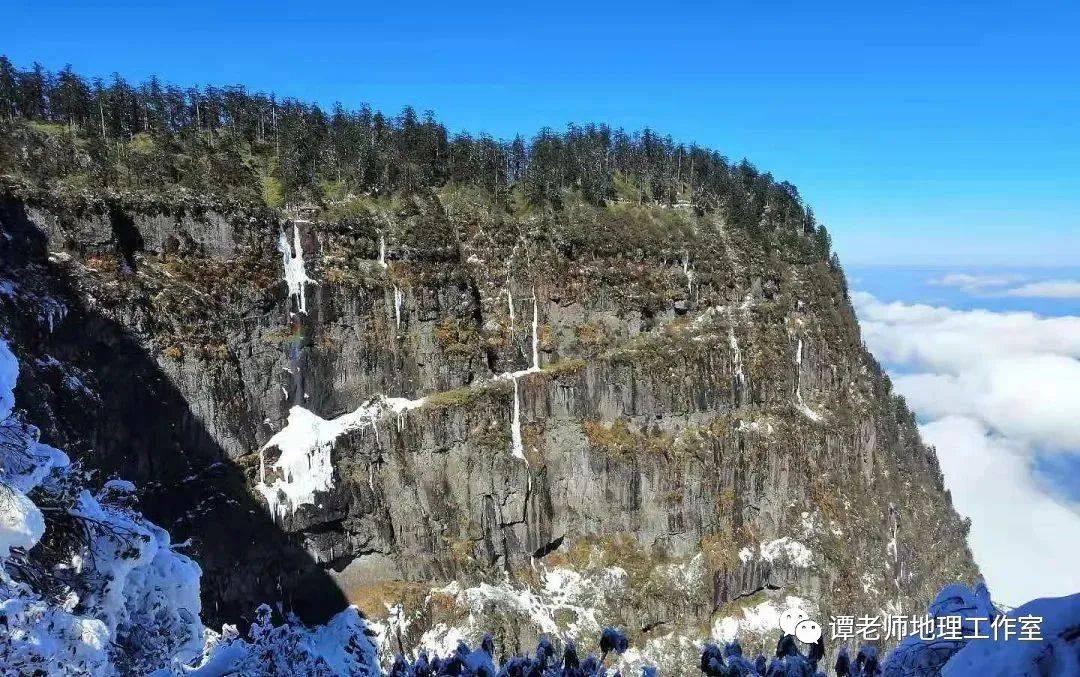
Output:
top-left (759, 538), bottom-right (813, 568)
top-left (415, 623), bottom-right (468, 659)
top-left (407, 565), bottom-right (629, 659)
top-left (737, 418), bottom-right (774, 436)
top-left (738, 547), bottom-right (755, 564)
top-left (712, 595), bottom-right (814, 643)
top-left (664, 553), bottom-right (707, 593)
top-left (0, 485), bottom-right (44, 559)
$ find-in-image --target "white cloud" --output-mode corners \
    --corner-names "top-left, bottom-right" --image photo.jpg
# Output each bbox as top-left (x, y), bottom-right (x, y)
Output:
top-left (1003, 280), bottom-right (1080, 299)
top-left (929, 273), bottom-right (1023, 292)
top-left (919, 416), bottom-right (1080, 606)
top-left (854, 292), bottom-right (1080, 378)
top-left (893, 355), bottom-right (1080, 451)
top-left (853, 292), bottom-right (1080, 605)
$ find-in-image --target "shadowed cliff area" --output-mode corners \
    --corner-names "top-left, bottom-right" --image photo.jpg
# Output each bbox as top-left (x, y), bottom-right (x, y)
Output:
top-left (0, 194), bottom-right (348, 626)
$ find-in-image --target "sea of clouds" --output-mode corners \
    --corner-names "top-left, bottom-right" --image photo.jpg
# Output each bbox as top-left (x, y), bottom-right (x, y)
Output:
top-left (852, 282), bottom-right (1080, 607)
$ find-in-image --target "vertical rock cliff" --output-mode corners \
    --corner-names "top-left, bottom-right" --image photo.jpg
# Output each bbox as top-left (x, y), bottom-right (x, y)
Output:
top-left (0, 181), bottom-right (978, 671)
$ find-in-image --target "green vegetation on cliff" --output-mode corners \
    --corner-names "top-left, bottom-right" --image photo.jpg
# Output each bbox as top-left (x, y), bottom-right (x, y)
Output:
top-left (0, 56), bottom-right (835, 262)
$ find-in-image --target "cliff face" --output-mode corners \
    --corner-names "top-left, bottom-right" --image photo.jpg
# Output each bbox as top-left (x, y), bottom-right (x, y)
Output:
top-left (0, 183), bottom-right (978, 670)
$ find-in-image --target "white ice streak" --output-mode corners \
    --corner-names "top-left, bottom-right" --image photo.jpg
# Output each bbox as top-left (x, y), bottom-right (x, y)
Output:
top-left (393, 286), bottom-right (404, 328)
top-left (794, 338), bottom-right (823, 422)
top-left (728, 310), bottom-right (746, 391)
top-left (278, 223), bottom-right (315, 314)
top-left (494, 292), bottom-right (541, 462)
top-left (506, 288), bottom-right (515, 338)
top-left (682, 252), bottom-right (694, 296)
top-left (510, 379), bottom-right (526, 462)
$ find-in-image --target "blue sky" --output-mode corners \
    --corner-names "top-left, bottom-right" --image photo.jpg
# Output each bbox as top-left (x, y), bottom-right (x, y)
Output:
top-left (4, 0), bottom-right (1079, 265)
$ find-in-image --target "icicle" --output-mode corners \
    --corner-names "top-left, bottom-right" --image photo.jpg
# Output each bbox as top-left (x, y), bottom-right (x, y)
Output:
top-left (378, 233), bottom-right (388, 269)
top-left (510, 377), bottom-right (526, 462)
top-left (259, 448), bottom-right (266, 483)
top-left (278, 223), bottom-right (314, 314)
top-left (393, 286), bottom-right (404, 328)
top-left (728, 318), bottom-right (746, 389)
top-left (682, 251), bottom-right (694, 296)
top-left (794, 337), bottom-right (823, 422)
top-left (530, 292), bottom-right (539, 371)
top-left (506, 288), bottom-right (516, 337)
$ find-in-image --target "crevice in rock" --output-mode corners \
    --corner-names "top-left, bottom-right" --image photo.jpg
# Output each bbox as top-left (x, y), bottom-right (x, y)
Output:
top-left (532, 534), bottom-right (564, 559)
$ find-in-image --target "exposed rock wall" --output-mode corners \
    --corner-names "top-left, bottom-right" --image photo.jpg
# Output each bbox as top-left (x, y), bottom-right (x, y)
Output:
top-left (0, 184), bottom-right (978, 669)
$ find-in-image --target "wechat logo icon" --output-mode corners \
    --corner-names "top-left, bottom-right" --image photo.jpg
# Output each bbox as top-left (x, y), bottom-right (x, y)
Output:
top-left (780, 607), bottom-right (823, 644)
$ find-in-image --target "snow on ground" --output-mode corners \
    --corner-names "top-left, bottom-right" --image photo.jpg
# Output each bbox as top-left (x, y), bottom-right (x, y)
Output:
top-left (397, 565), bottom-right (630, 660)
top-left (711, 595), bottom-right (815, 644)
top-left (942, 592), bottom-right (1080, 676)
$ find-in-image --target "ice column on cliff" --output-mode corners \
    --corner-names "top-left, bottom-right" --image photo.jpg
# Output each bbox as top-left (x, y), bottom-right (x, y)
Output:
top-left (510, 378), bottom-right (526, 462)
top-left (530, 293), bottom-right (539, 371)
top-left (393, 286), bottom-right (404, 328)
top-left (506, 288), bottom-right (516, 337)
top-left (794, 338), bottom-right (823, 422)
top-left (278, 223), bottom-right (314, 314)
top-left (496, 290), bottom-right (541, 462)
top-left (728, 311), bottom-right (746, 393)
top-left (683, 251), bottom-right (694, 296)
